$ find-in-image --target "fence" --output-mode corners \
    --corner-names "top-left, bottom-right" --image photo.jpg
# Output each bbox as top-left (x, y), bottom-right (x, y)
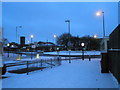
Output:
top-left (108, 24), bottom-right (120, 84)
top-left (7, 57), bottom-right (61, 75)
top-left (108, 49), bottom-right (120, 84)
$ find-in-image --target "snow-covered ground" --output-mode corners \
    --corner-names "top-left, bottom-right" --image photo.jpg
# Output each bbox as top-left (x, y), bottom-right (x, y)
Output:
top-left (2, 59), bottom-right (119, 88)
top-left (44, 51), bottom-right (101, 55)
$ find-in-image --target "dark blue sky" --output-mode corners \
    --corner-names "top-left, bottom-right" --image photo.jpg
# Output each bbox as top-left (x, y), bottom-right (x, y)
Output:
top-left (2, 2), bottom-right (118, 43)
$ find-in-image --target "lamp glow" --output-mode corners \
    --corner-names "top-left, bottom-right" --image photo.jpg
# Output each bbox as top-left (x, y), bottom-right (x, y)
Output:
top-left (96, 12), bottom-right (101, 16)
top-left (30, 35), bottom-right (34, 38)
top-left (81, 43), bottom-right (85, 47)
top-left (11, 45), bottom-right (14, 47)
top-left (7, 43), bottom-right (10, 47)
top-left (93, 35), bottom-right (98, 38)
top-left (96, 11), bottom-right (104, 16)
top-left (53, 35), bottom-right (57, 38)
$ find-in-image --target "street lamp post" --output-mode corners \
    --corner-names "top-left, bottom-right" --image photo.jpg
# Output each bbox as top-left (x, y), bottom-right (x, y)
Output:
top-left (28, 41), bottom-right (30, 51)
top-left (16, 26), bottom-right (22, 44)
top-left (53, 34), bottom-right (57, 44)
top-left (65, 20), bottom-right (71, 63)
top-left (96, 11), bottom-right (105, 37)
top-left (53, 35), bottom-right (57, 51)
top-left (57, 47), bottom-right (59, 57)
top-left (7, 43), bottom-right (10, 57)
top-left (56, 47), bottom-right (60, 65)
top-left (30, 35), bottom-right (34, 59)
top-left (81, 43), bottom-right (85, 60)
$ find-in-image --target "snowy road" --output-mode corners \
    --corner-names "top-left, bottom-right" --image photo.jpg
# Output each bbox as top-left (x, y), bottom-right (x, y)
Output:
top-left (2, 59), bottom-right (119, 88)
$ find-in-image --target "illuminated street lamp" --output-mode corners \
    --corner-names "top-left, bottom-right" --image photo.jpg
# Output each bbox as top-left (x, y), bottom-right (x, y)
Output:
top-left (56, 47), bottom-right (59, 57)
top-left (30, 35), bottom-right (34, 39)
top-left (53, 34), bottom-right (57, 38)
top-left (7, 43), bottom-right (10, 57)
top-left (53, 34), bottom-right (57, 52)
top-left (28, 41), bottom-right (30, 44)
top-left (96, 12), bottom-right (101, 16)
top-left (30, 35), bottom-right (34, 59)
top-left (53, 34), bottom-right (57, 44)
top-left (11, 45), bottom-right (14, 48)
top-left (81, 43), bottom-right (85, 60)
top-left (65, 20), bottom-right (71, 63)
top-left (96, 11), bottom-right (105, 37)
top-left (7, 43), bottom-right (10, 46)
top-left (93, 35), bottom-right (98, 38)
top-left (81, 43), bottom-right (85, 47)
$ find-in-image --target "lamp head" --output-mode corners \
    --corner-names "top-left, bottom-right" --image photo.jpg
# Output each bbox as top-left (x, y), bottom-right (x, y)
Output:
top-left (7, 43), bottom-right (10, 47)
top-left (81, 43), bottom-right (85, 47)
top-left (65, 20), bottom-right (70, 22)
top-left (30, 35), bottom-right (34, 38)
top-left (53, 35), bottom-right (57, 38)
top-left (93, 35), bottom-right (98, 38)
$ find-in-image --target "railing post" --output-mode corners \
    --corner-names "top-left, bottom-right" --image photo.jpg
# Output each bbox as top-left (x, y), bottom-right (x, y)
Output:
top-left (82, 49), bottom-right (84, 60)
top-left (89, 55), bottom-right (91, 61)
top-left (59, 57), bottom-right (61, 65)
top-left (27, 61), bottom-right (29, 75)
top-left (51, 59), bottom-right (52, 68)
top-left (41, 59), bottom-right (43, 71)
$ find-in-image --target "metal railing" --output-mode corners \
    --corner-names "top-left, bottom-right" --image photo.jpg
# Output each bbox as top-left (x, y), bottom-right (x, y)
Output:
top-left (7, 57), bottom-right (61, 75)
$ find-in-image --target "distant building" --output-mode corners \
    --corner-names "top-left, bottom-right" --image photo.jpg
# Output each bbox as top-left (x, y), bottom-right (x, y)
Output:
top-left (20, 36), bottom-right (25, 46)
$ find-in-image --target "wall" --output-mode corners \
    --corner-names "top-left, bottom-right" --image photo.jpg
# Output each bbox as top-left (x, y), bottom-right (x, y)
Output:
top-left (108, 25), bottom-right (120, 84)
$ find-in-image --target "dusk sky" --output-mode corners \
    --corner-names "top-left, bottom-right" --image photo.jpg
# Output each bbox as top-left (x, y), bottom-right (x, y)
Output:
top-left (2, 2), bottom-right (118, 43)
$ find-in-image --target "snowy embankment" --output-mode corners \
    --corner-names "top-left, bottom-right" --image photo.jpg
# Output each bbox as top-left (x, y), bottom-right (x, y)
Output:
top-left (2, 59), bottom-right (119, 88)
top-left (44, 51), bottom-right (101, 55)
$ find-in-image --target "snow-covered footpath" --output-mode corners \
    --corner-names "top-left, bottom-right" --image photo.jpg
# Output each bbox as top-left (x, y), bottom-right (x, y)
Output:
top-left (2, 59), bottom-right (119, 88)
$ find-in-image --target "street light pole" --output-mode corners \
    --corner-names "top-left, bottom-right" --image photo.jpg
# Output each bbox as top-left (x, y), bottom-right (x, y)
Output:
top-left (81, 43), bottom-right (85, 60)
top-left (53, 35), bottom-right (57, 45)
top-left (65, 20), bottom-right (71, 63)
top-left (96, 11), bottom-right (105, 38)
top-left (7, 43), bottom-right (10, 57)
top-left (16, 27), bottom-right (17, 43)
top-left (102, 12), bottom-right (105, 37)
top-left (82, 49), bottom-right (84, 60)
top-left (30, 35), bottom-right (34, 59)
top-left (53, 35), bottom-right (57, 52)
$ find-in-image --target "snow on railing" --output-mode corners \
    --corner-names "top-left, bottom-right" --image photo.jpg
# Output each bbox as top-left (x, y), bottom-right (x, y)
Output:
top-left (108, 49), bottom-right (120, 51)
